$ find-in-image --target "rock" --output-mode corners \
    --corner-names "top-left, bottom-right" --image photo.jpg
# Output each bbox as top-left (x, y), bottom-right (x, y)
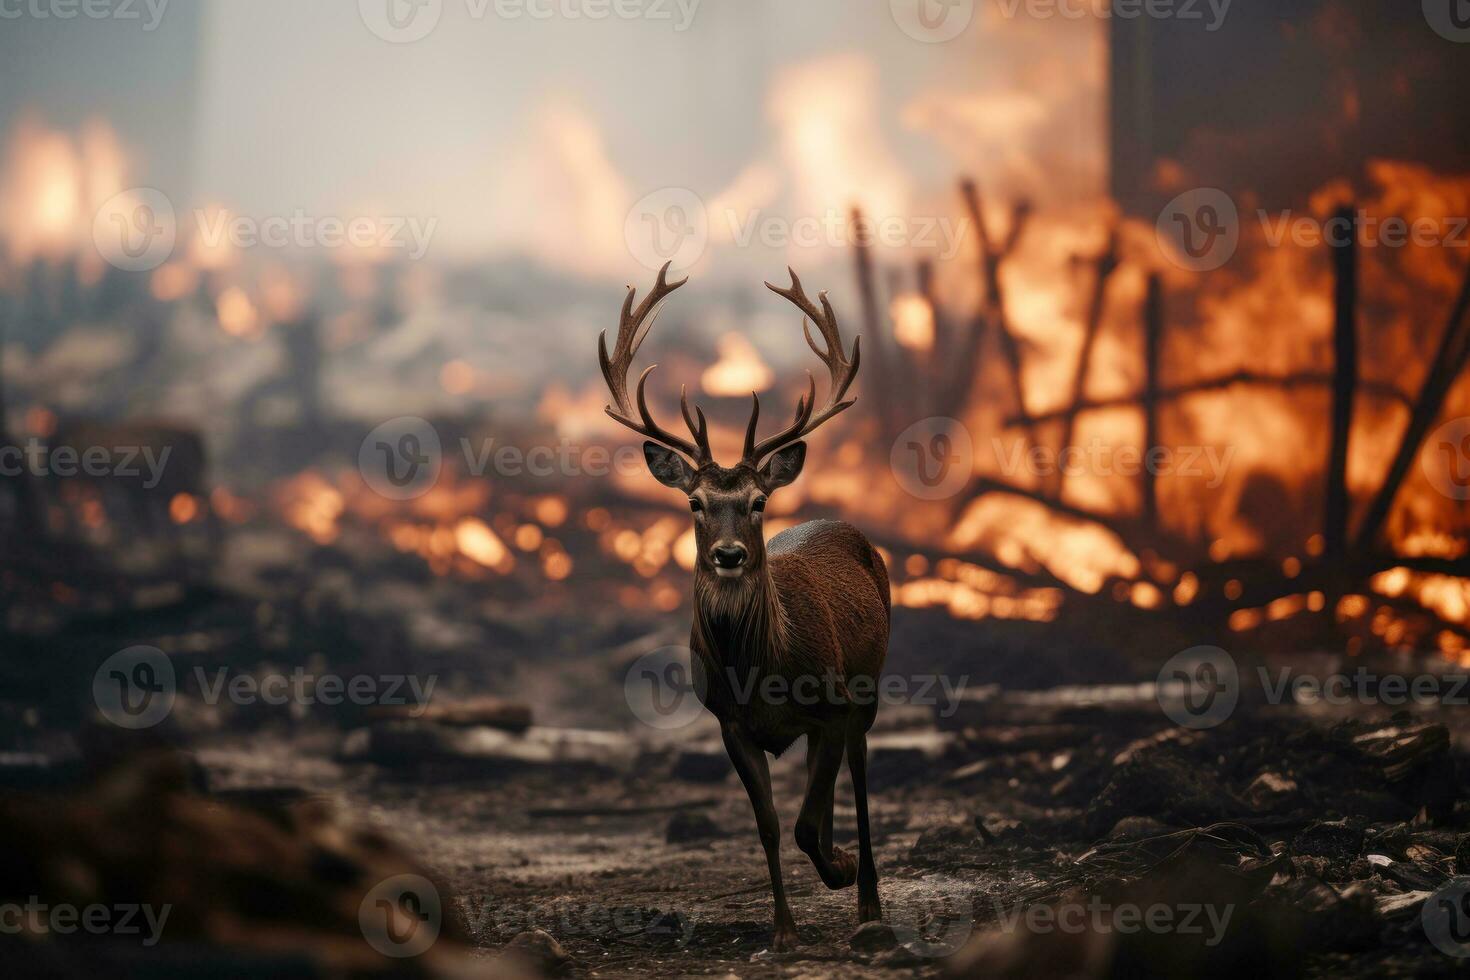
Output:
top-left (1085, 748), bottom-right (1237, 836)
top-left (504, 929), bottom-right (572, 975)
top-left (671, 744), bottom-right (729, 782)
top-left (1244, 771), bottom-right (1299, 809)
top-left (849, 921), bottom-right (899, 953)
top-left (666, 811), bottom-right (722, 844)
top-left (1108, 815), bottom-right (1173, 840)
top-left (1292, 820), bottom-right (1364, 862)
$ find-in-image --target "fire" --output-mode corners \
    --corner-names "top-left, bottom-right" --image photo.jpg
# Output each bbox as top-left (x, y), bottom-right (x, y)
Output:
top-left (0, 115), bottom-right (126, 262)
top-left (217, 287), bottom-right (261, 338)
top-left (890, 294), bottom-right (935, 352)
top-left (454, 518), bottom-right (513, 572)
top-left (701, 334), bottom-right (774, 397)
top-left (275, 472), bottom-right (345, 545)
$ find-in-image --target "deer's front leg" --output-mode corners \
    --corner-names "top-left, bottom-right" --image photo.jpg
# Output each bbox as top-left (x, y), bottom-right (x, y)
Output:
top-left (721, 722), bottom-right (798, 951)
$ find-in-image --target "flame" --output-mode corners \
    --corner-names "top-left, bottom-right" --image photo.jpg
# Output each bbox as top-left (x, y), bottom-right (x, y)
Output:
top-left (454, 517), bottom-right (512, 572)
top-left (0, 115), bottom-right (127, 262)
top-left (275, 472), bottom-right (345, 545)
top-left (701, 333), bottom-right (774, 397)
top-left (768, 54), bottom-right (910, 222)
top-left (890, 294), bottom-right (935, 352)
top-left (217, 287), bottom-right (261, 338)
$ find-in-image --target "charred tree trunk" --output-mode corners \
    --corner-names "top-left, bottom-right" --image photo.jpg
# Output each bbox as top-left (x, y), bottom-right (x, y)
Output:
top-left (1325, 205), bottom-right (1358, 557)
top-left (1354, 259), bottom-right (1470, 550)
top-left (1142, 273), bottom-right (1164, 530)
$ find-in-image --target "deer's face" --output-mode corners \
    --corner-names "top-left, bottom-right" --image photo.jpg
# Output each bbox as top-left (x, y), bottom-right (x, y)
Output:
top-left (644, 442), bottom-right (806, 580)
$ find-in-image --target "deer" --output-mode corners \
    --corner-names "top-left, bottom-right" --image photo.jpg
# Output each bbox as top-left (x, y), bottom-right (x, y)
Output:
top-left (600, 262), bottom-right (890, 950)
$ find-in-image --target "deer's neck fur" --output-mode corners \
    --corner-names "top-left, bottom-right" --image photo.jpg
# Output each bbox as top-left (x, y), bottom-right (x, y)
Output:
top-left (692, 561), bottom-right (788, 674)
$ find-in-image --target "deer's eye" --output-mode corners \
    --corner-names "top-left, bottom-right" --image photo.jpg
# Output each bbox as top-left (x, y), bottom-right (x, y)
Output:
top-left (689, 498), bottom-right (703, 513)
top-left (751, 497), bottom-right (767, 514)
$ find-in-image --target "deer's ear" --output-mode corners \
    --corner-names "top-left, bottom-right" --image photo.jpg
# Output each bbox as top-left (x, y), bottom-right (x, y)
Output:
top-left (759, 442), bottom-right (806, 490)
top-left (644, 442), bottom-right (696, 491)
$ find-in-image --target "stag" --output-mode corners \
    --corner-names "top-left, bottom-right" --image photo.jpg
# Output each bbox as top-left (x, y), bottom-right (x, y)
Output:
top-left (600, 263), bottom-right (889, 949)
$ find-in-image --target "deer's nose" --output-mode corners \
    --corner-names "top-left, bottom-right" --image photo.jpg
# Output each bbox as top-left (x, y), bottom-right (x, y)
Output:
top-left (711, 544), bottom-right (747, 569)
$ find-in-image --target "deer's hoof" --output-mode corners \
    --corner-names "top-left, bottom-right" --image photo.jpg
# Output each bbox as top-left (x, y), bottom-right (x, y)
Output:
top-left (828, 846), bottom-right (858, 889)
top-left (773, 921), bottom-right (800, 952)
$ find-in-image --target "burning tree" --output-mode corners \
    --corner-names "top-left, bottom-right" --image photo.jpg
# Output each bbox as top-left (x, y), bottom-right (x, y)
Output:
top-left (837, 176), bottom-right (1470, 659)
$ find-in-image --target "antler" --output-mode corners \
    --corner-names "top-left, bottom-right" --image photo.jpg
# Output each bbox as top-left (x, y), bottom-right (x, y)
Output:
top-left (598, 262), bottom-right (711, 465)
top-left (742, 267), bottom-right (861, 465)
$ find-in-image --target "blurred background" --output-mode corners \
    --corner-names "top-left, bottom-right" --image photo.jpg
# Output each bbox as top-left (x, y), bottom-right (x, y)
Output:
top-left (3, 1), bottom-right (1470, 976)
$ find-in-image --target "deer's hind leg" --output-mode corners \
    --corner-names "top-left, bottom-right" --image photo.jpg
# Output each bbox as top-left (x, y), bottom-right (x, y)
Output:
top-left (795, 726), bottom-right (857, 889)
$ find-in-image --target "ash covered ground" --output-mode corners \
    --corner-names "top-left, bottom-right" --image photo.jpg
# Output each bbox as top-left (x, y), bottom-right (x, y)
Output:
top-left (4, 526), bottom-right (1470, 978)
